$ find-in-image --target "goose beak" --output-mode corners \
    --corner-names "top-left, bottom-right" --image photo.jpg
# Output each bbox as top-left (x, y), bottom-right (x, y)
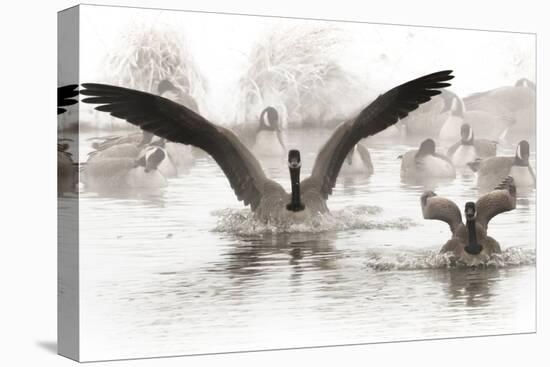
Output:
top-left (145, 147), bottom-right (166, 172)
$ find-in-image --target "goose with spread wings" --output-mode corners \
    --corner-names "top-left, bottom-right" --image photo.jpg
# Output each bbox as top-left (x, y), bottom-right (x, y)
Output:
top-left (421, 176), bottom-right (516, 265)
top-left (81, 70), bottom-right (453, 224)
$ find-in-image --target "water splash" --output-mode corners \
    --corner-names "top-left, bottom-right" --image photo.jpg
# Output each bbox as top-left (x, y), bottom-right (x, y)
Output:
top-left (364, 247), bottom-right (536, 271)
top-left (211, 205), bottom-right (415, 235)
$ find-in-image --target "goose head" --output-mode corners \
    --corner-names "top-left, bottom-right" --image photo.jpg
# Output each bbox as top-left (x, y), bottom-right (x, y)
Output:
top-left (137, 146), bottom-right (166, 173)
top-left (286, 149), bottom-right (305, 212)
top-left (441, 90), bottom-right (464, 117)
top-left (258, 106), bottom-right (286, 151)
top-left (417, 138), bottom-right (436, 158)
top-left (158, 79), bottom-right (179, 97)
top-left (464, 201), bottom-right (482, 255)
top-left (260, 106), bottom-right (282, 132)
top-left (288, 149), bottom-right (301, 170)
top-left (514, 140), bottom-right (530, 166)
top-left (460, 123), bottom-right (474, 145)
top-left (465, 201), bottom-right (476, 221)
top-left (158, 79), bottom-right (199, 112)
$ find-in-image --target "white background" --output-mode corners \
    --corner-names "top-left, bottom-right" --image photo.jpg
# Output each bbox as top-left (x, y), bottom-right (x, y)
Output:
top-left (0, 0), bottom-right (547, 366)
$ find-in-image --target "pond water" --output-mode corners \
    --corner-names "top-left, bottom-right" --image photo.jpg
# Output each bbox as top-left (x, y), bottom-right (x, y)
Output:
top-left (63, 128), bottom-right (535, 361)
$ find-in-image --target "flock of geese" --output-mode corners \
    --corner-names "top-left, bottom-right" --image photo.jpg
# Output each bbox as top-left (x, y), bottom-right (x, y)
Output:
top-left (57, 69), bottom-right (536, 265)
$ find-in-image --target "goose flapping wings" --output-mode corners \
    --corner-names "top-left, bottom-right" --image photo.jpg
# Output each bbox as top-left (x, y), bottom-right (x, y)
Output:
top-left (421, 175), bottom-right (516, 232)
top-left (81, 70), bottom-right (454, 209)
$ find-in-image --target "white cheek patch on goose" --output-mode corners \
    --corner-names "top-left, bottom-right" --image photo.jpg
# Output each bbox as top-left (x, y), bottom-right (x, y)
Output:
top-left (467, 128), bottom-right (473, 141)
top-left (516, 144), bottom-right (523, 160)
top-left (263, 111), bottom-right (270, 126)
top-left (145, 147), bottom-right (164, 163)
top-left (145, 147), bottom-right (154, 161)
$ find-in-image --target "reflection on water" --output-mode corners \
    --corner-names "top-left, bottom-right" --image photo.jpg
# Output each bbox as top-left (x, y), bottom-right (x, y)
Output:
top-left (76, 128), bottom-right (535, 361)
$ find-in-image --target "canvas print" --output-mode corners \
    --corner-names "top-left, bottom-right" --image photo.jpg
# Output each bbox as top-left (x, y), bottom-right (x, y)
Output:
top-left (58, 4), bottom-right (536, 362)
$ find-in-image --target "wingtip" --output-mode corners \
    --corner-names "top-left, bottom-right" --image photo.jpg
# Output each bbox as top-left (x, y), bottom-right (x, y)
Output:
top-left (59, 84), bottom-right (79, 90)
top-left (420, 190), bottom-right (437, 206)
top-left (436, 69), bottom-right (454, 76)
top-left (426, 70), bottom-right (455, 81)
top-left (80, 83), bottom-right (99, 90)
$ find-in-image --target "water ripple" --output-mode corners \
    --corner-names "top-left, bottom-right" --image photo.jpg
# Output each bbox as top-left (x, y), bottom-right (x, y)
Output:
top-left (364, 247), bottom-right (536, 271)
top-left (211, 205), bottom-right (416, 234)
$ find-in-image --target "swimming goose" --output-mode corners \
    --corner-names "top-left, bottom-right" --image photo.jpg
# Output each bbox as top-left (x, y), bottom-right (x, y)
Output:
top-left (88, 80), bottom-right (198, 176)
top-left (463, 78), bottom-right (535, 115)
top-left (252, 106), bottom-right (287, 156)
top-left (400, 138), bottom-right (456, 181)
top-left (57, 85), bottom-right (79, 194)
top-left (421, 176), bottom-right (516, 264)
top-left (438, 90), bottom-right (515, 143)
top-left (95, 132), bottom-right (193, 177)
top-left (82, 143), bottom-right (168, 190)
top-left (81, 70), bottom-right (453, 224)
top-left (446, 123), bottom-right (497, 167)
top-left (468, 140), bottom-right (535, 190)
top-left (90, 131), bottom-right (152, 150)
top-left (89, 131), bottom-right (178, 178)
top-left (339, 143), bottom-right (374, 176)
top-left (463, 79), bottom-right (535, 141)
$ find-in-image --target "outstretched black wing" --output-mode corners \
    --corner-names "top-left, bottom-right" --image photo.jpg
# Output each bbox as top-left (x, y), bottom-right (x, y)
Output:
top-left (302, 70), bottom-right (454, 199)
top-left (58, 85), bottom-right (79, 115)
top-left (80, 84), bottom-right (271, 209)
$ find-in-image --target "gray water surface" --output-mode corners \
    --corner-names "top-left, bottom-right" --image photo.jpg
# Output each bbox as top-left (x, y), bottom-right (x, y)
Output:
top-left (73, 129), bottom-right (535, 361)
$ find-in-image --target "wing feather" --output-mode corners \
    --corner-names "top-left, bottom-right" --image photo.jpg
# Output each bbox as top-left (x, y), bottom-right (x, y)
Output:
top-left (57, 84), bottom-right (79, 114)
top-left (421, 191), bottom-right (462, 233)
top-left (303, 70), bottom-right (454, 198)
top-left (476, 176), bottom-right (516, 228)
top-left (81, 83), bottom-right (270, 209)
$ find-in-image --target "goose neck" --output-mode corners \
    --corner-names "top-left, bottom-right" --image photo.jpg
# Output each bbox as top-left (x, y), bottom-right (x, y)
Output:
top-left (287, 167), bottom-right (304, 212)
top-left (465, 218), bottom-right (482, 255)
